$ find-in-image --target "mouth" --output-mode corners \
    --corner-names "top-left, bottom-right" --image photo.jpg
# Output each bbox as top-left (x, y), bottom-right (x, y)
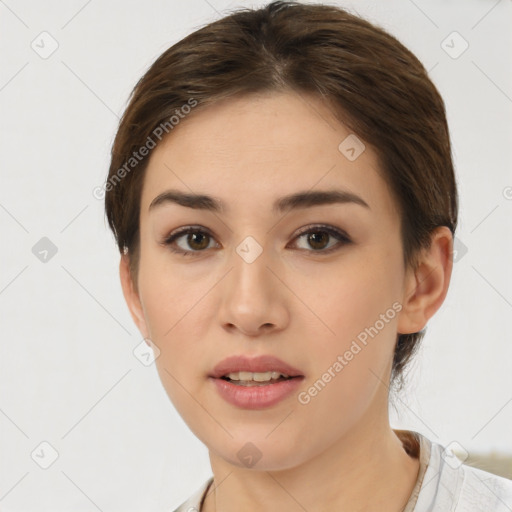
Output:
top-left (208, 354), bottom-right (305, 408)
top-left (218, 371), bottom-right (302, 386)
top-left (209, 354), bottom-right (305, 382)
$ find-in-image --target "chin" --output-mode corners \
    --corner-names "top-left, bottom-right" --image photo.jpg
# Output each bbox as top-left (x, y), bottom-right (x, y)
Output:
top-left (210, 432), bottom-right (311, 472)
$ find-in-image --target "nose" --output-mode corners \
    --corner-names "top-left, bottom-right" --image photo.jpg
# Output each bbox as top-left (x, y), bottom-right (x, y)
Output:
top-left (218, 243), bottom-right (289, 337)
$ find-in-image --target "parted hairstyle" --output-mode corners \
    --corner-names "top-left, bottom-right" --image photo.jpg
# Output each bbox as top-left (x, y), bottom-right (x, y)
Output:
top-left (104, 1), bottom-right (458, 389)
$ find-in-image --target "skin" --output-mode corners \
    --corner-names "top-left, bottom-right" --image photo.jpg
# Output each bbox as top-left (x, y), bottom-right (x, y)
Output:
top-left (120, 91), bottom-right (453, 511)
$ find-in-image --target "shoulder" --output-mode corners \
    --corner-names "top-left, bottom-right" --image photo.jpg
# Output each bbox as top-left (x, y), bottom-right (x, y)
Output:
top-left (414, 433), bottom-right (512, 512)
top-left (455, 463), bottom-right (512, 511)
top-left (170, 477), bottom-right (213, 512)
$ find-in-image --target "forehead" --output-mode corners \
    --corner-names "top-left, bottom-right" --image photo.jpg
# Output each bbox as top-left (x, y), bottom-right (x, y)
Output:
top-left (140, 92), bottom-right (397, 219)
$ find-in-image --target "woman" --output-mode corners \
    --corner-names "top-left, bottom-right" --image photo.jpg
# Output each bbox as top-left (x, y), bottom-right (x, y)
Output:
top-left (104, 1), bottom-right (512, 510)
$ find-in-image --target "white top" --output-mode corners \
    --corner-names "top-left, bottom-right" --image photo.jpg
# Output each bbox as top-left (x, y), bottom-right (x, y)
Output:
top-left (171, 430), bottom-right (512, 512)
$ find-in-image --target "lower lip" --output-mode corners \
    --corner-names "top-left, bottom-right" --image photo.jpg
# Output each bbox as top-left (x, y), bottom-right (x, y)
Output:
top-left (210, 377), bottom-right (304, 409)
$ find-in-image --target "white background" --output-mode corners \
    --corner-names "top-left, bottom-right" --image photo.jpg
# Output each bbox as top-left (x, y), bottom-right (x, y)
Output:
top-left (1, 0), bottom-right (511, 510)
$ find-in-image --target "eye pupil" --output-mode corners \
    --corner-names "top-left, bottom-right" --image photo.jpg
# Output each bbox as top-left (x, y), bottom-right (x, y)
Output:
top-left (188, 232), bottom-right (209, 250)
top-left (308, 231), bottom-right (329, 250)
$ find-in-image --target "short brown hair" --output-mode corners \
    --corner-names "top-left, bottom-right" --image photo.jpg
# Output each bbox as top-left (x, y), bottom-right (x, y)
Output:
top-left (104, 0), bottom-right (458, 388)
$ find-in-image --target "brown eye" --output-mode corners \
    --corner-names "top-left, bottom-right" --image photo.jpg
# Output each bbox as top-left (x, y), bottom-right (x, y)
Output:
top-left (292, 225), bottom-right (351, 253)
top-left (305, 231), bottom-right (330, 250)
top-left (163, 227), bottom-right (218, 256)
top-left (184, 232), bottom-right (210, 251)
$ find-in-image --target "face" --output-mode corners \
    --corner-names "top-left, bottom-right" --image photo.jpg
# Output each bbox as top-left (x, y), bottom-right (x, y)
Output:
top-left (122, 91), bottom-right (420, 470)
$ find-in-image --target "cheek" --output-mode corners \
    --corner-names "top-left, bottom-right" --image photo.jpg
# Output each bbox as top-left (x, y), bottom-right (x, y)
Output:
top-left (137, 243), bottom-right (203, 334)
top-left (304, 248), bottom-right (402, 395)
top-left (137, 250), bottom-right (220, 391)
top-left (315, 249), bottom-right (401, 339)
top-left (294, 280), bottom-right (399, 441)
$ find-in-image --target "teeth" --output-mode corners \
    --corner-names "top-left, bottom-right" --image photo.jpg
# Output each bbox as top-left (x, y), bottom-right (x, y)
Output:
top-left (225, 371), bottom-right (289, 381)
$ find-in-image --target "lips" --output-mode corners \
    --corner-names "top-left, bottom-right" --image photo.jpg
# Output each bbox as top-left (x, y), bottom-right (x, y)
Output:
top-left (209, 355), bottom-right (305, 409)
top-left (209, 354), bottom-right (304, 379)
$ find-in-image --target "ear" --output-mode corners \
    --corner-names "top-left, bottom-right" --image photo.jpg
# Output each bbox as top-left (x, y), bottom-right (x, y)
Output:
top-left (397, 226), bottom-right (454, 335)
top-left (119, 253), bottom-right (150, 340)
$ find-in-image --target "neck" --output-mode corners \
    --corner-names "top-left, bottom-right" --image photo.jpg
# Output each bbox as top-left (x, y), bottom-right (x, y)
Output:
top-left (202, 414), bottom-right (420, 512)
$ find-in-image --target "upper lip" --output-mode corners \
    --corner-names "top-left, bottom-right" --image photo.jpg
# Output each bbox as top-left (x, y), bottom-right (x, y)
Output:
top-left (209, 355), bottom-right (304, 378)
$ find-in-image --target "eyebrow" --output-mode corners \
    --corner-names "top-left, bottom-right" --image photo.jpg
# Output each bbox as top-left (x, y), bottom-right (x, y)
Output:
top-left (148, 188), bottom-right (370, 214)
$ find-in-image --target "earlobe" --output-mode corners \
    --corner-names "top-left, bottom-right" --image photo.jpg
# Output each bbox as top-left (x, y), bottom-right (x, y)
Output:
top-left (397, 226), bottom-right (454, 335)
top-left (119, 254), bottom-right (150, 340)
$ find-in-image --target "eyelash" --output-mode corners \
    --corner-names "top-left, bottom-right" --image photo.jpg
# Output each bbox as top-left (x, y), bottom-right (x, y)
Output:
top-left (161, 224), bottom-right (352, 257)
